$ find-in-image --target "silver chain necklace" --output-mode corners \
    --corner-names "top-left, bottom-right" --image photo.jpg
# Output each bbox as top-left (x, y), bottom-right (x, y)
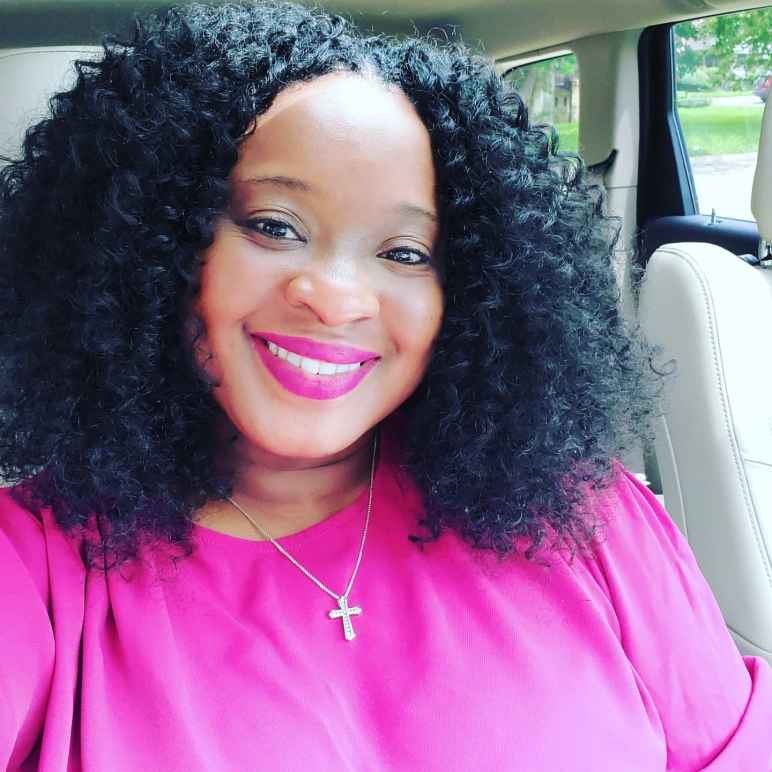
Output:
top-left (225, 429), bottom-right (378, 642)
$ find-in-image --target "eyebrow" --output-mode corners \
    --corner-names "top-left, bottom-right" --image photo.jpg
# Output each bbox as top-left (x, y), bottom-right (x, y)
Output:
top-left (397, 203), bottom-right (438, 224)
top-left (239, 175), bottom-right (312, 193)
top-left (237, 175), bottom-right (438, 224)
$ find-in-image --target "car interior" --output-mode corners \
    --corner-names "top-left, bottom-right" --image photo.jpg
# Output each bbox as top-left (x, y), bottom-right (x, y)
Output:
top-left (1, 0), bottom-right (770, 665)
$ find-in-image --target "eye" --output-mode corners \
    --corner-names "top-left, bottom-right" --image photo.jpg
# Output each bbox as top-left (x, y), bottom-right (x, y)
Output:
top-left (379, 247), bottom-right (432, 266)
top-left (243, 217), bottom-right (305, 242)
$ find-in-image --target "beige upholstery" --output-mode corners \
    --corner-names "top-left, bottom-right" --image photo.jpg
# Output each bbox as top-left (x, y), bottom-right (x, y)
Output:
top-left (0, 47), bottom-right (98, 163)
top-left (752, 96), bottom-right (772, 255)
top-left (638, 98), bottom-right (772, 663)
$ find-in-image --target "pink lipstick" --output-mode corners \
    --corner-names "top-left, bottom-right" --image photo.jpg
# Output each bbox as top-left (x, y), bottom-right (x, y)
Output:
top-left (251, 332), bottom-right (380, 400)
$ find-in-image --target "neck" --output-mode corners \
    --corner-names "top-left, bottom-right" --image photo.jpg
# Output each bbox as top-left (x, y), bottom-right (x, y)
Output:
top-left (195, 427), bottom-right (378, 541)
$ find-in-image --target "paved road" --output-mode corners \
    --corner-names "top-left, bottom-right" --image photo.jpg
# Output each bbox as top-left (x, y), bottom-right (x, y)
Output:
top-left (711, 95), bottom-right (764, 107)
top-left (691, 152), bottom-right (757, 222)
top-left (682, 94), bottom-right (763, 222)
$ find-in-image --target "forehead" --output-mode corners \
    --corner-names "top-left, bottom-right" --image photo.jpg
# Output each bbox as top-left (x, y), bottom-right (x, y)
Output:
top-left (233, 72), bottom-right (436, 205)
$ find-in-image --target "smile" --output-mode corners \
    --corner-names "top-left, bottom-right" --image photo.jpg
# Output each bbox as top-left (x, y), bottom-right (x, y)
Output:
top-left (252, 336), bottom-right (379, 401)
top-left (266, 340), bottom-right (363, 376)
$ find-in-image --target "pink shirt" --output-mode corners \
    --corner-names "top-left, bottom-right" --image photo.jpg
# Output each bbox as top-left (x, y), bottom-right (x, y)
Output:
top-left (2, 424), bottom-right (771, 770)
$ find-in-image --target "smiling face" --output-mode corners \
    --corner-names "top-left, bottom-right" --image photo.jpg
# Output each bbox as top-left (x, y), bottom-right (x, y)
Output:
top-left (193, 71), bottom-right (444, 462)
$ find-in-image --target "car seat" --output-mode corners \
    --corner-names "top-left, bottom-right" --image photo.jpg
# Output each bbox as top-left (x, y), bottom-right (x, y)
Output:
top-left (637, 98), bottom-right (772, 662)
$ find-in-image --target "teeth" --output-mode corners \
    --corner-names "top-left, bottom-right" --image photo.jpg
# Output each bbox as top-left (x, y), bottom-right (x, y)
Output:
top-left (266, 340), bottom-right (364, 375)
top-left (300, 357), bottom-right (319, 375)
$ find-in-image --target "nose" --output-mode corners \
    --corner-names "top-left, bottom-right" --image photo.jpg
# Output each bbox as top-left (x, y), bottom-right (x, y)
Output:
top-left (284, 257), bottom-right (380, 326)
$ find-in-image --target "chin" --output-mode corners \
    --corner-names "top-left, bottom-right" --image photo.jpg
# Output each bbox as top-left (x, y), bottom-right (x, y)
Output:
top-left (241, 422), bottom-right (367, 461)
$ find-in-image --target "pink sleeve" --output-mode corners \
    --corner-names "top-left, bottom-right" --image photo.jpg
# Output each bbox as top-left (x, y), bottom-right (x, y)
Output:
top-left (0, 489), bottom-right (55, 770)
top-left (590, 464), bottom-right (772, 771)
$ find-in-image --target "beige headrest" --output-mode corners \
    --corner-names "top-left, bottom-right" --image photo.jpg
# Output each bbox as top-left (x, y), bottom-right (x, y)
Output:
top-left (0, 47), bottom-right (98, 163)
top-left (752, 97), bottom-right (772, 246)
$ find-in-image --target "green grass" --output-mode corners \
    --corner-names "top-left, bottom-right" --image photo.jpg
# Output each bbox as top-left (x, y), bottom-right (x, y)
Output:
top-left (677, 104), bottom-right (763, 155)
top-left (553, 122), bottom-right (578, 153)
top-left (538, 102), bottom-right (759, 158)
top-left (688, 90), bottom-right (746, 100)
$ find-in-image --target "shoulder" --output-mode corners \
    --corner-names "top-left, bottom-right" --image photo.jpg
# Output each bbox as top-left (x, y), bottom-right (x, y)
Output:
top-left (586, 460), bottom-right (691, 566)
top-left (0, 485), bottom-right (50, 605)
top-left (0, 485), bottom-right (60, 768)
top-left (0, 483), bottom-right (86, 604)
top-left (578, 468), bottom-right (772, 768)
top-left (578, 462), bottom-right (757, 700)
top-left (0, 480), bottom-right (87, 660)
top-left (558, 459), bottom-right (745, 675)
top-left (573, 460), bottom-right (715, 620)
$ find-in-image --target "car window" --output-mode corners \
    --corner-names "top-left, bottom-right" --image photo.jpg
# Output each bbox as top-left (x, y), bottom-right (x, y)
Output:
top-left (502, 52), bottom-right (579, 153)
top-left (673, 7), bottom-right (770, 221)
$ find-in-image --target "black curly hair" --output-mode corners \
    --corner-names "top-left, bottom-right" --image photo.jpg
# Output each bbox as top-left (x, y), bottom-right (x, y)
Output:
top-left (0, 1), bottom-right (668, 571)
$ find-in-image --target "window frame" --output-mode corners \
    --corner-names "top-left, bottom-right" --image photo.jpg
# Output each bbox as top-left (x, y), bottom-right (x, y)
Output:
top-left (637, 19), bottom-right (761, 262)
top-left (637, 23), bottom-right (697, 223)
top-left (500, 49), bottom-right (580, 143)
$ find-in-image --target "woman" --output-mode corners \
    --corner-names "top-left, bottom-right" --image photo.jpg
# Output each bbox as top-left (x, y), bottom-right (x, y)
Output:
top-left (0, 2), bottom-right (769, 769)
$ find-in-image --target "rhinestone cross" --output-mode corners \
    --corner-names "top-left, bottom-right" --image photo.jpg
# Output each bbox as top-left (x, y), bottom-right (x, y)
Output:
top-left (328, 596), bottom-right (362, 641)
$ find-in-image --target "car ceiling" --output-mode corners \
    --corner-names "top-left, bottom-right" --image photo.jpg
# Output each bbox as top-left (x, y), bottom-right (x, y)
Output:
top-left (0, 0), bottom-right (770, 59)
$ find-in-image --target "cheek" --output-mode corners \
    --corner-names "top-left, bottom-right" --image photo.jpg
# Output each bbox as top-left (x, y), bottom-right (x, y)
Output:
top-left (190, 241), bottom-right (266, 375)
top-left (387, 281), bottom-right (444, 358)
top-left (197, 238), bottom-right (278, 327)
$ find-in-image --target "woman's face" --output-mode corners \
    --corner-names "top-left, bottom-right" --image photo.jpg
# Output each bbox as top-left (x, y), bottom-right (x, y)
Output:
top-left (194, 71), bottom-right (444, 461)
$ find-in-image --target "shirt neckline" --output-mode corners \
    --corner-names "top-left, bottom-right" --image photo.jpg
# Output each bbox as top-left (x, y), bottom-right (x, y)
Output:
top-left (191, 415), bottom-right (405, 552)
top-left (191, 446), bottom-right (383, 553)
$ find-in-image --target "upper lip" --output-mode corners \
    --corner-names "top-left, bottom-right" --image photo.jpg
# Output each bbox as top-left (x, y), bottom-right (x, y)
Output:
top-left (252, 332), bottom-right (380, 365)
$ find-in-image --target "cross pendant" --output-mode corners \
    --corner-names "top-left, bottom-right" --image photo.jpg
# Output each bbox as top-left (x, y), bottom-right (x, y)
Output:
top-left (328, 595), bottom-right (362, 641)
